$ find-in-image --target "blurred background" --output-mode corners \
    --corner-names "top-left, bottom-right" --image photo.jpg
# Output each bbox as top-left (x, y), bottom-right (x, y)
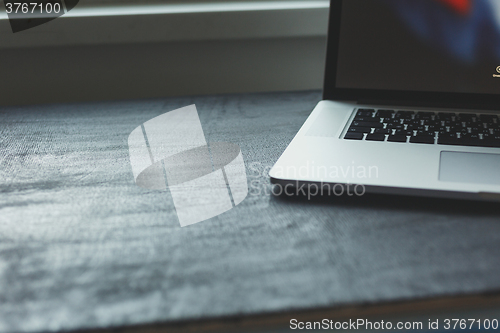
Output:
top-left (0, 0), bottom-right (329, 106)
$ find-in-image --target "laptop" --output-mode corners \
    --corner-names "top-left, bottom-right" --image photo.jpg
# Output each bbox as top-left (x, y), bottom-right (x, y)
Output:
top-left (270, 0), bottom-right (500, 201)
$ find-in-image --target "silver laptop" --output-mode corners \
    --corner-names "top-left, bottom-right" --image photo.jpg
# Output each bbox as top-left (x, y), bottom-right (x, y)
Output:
top-left (270, 0), bottom-right (500, 201)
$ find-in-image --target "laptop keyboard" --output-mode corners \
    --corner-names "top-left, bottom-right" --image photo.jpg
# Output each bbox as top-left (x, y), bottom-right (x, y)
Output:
top-left (344, 108), bottom-right (500, 148)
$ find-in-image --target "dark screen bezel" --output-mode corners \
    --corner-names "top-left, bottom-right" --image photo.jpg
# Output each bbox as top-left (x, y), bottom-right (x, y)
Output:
top-left (323, 0), bottom-right (500, 110)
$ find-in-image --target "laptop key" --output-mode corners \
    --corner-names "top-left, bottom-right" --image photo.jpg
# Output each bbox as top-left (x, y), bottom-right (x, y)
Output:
top-left (356, 109), bottom-right (375, 117)
top-left (480, 128), bottom-right (490, 135)
top-left (438, 135), bottom-right (461, 145)
top-left (348, 127), bottom-right (371, 133)
top-left (479, 114), bottom-right (498, 123)
top-left (416, 130), bottom-right (434, 136)
top-left (376, 110), bottom-right (395, 118)
top-left (353, 116), bottom-right (375, 122)
top-left (389, 124), bottom-right (404, 130)
top-left (410, 135), bottom-right (435, 144)
top-left (457, 134), bottom-right (483, 147)
top-left (394, 129), bottom-right (413, 136)
top-left (385, 120), bottom-right (402, 127)
top-left (366, 133), bottom-right (386, 141)
top-left (388, 135), bottom-right (407, 143)
top-left (436, 112), bottom-right (455, 120)
top-left (415, 112), bottom-right (433, 119)
top-left (462, 133), bottom-right (480, 140)
top-left (374, 128), bottom-right (391, 134)
top-left (351, 121), bottom-right (384, 128)
top-left (427, 119), bottom-right (441, 126)
top-left (344, 133), bottom-right (364, 140)
top-left (457, 113), bottom-right (476, 121)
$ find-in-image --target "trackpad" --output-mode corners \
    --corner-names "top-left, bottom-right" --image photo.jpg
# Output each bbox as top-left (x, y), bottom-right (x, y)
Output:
top-left (439, 151), bottom-right (500, 185)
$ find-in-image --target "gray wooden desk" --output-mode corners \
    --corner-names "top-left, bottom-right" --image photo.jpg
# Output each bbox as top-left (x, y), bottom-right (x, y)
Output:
top-left (1, 91), bottom-right (500, 333)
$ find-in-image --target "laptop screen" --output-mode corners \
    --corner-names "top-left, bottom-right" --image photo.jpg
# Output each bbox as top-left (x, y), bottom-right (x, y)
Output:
top-left (335, 0), bottom-right (500, 95)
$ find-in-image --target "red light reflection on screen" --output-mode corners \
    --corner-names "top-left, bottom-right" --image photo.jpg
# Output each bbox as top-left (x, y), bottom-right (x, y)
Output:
top-left (437, 0), bottom-right (472, 14)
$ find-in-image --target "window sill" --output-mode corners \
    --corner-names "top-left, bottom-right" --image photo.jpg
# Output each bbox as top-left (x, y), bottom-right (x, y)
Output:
top-left (0, 1), bottom-right (329, 49)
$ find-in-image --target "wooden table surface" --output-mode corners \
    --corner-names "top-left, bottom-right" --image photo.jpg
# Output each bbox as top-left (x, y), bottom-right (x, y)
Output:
top-left (1, 91), bottom-right (500, 333)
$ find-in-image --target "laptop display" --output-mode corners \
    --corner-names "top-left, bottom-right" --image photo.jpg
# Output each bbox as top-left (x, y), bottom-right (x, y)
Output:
top-left (336, 0), bottom-right (500, 95)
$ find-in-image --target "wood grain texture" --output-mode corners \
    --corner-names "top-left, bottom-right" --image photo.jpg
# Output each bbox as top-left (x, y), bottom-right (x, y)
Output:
top-left (1, 91), bottom-right (500, 332)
